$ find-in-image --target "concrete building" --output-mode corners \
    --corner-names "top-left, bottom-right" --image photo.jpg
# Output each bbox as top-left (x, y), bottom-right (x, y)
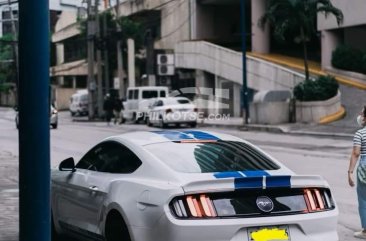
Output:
top-left (0, 0), bottom-right (81, 37)
top-left (318, 0), bottom-right (366, 69)
top-left (51, 0), bottom-right (306, 115)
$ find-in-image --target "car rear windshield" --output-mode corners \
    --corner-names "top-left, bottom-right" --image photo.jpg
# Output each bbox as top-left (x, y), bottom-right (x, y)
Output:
top-left (144, 141), bottom-right (279, 173)
top-left (142, 90), bottom-right (158, 99)
top-left (176, 99), bottom-right (190, 104)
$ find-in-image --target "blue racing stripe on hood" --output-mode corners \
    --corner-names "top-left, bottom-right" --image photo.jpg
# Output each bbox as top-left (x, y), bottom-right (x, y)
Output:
top-left (151, 130), bottom-right (220, 141)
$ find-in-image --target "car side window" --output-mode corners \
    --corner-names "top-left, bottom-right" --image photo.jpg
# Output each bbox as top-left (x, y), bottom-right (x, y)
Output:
top-left (133, 90), bottom-right (139, 99)
top-left (98, 142), bottom-right (142, 174)
top-left (160, 91), bottom-right (166, 97)
top-left (76, 143), bottom-right (105, 171)
top-left (76, 141), bottom-right (142, 173)
top-left (156, 100), bottom-right (164, 107)
top-left (128, 90), bottom-right (133, 99)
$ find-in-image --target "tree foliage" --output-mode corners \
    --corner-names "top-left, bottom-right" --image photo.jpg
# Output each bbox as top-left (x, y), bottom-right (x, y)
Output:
top-left (294, 75), bottom-right (339, 101)
top-left (0, 34), bottom-right (16, 84)
top-left (259, 0), bottom-right (343, 80)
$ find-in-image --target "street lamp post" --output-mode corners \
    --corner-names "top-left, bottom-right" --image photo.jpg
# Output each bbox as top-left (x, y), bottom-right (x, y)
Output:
top-left (241, 0), bottom-right (250, 124)
top-left (18, 0), bottom-right (50, 240)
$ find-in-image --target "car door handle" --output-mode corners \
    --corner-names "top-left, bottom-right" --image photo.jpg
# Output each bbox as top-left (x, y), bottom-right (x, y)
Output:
top-left (89, 186), bottom-right (99, 191)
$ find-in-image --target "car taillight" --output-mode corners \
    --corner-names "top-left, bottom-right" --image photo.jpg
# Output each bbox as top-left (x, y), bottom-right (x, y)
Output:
top-left (171, 194), bottom-right (217, 218)
top-left (166, 108), bottom-right (173, 114)
top-left (304, 189), bottom-right (332, 212)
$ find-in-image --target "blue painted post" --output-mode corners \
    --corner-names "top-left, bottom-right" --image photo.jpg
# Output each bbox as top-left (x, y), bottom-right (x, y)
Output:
top-left (241, 0), bottom-right (250, 124)
top-left (18, 0), bottom-right (50, 240)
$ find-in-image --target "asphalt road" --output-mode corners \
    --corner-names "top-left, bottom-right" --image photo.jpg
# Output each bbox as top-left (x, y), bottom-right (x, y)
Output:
top-left (0, 108), bottom-right (361, 241)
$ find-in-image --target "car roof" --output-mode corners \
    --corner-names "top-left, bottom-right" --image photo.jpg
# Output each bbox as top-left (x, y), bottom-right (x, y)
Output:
top-left (110, 130), bottom-right (243, 146)
top-left (127, 86), bottom-right (168, 90)
top-left (156, 97), bottom-right (190, 102)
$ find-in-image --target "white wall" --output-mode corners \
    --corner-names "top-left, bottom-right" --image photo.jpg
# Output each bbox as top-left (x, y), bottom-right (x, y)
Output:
top-left (50, 0), bottom-right (81, 11)
top-left (154, 0), bottom-right (191, 50)
top-left (175, 41), bottom-right (305, 92)
top-left (318, 0), bottom-right (366, 31)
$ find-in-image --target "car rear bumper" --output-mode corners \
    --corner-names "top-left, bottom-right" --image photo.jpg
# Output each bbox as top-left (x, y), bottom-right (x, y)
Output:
top-left (130, 208), bottom-right (338, 241)
top-left (164, 112), bottom-right (198, 123)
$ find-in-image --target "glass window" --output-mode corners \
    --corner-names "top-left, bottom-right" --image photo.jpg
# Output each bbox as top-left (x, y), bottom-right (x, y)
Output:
top-left (80, 94), bottom-right (88, 101)
top-left (99, 142), bottom-right (142, 174)
top-left (76, 141), bottom-right (142, 174)
top-left (160, 90), bottom-right (166, 97)
top-left (128, 90), bottom-right (134, 100)
top-left (133, 89), bottom-right (139, 99)
top-left (156, 100), bottom-right (164, 107)
top-left (76, 143), bottom-right (105, 171)
top-left (142, 90), bottom-right (158, 99)
top-left (177, 99), bottom-right (190, 104)
top-left (145, 141), bottom-right (279, 173)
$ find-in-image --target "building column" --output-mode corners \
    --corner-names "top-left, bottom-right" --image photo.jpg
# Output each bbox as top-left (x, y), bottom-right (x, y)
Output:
top-left (56, 43), bottom-right (64, 86)
top-left (72, 76), bottom-right (77, 89)
top-left (321, 30), bottom-right (340, 69)
top-left (127, 38), bottom-right (135, 87)
top-left (195, 70), bottom-right (214, 116)
top-left (251, 0), bottom-right (270, 54)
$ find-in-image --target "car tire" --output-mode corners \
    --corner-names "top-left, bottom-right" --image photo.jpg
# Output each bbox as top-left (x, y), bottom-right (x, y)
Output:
top-left (133, 113), bottom-right (139, 124)
top-left (146, 118), bottom-right (152, 127)
top-left (159, 118), bottom-right (167, 129)
top-left (190, 122), bottom-right (197, 128)
top-left (105, 210), bottom-right (131, 241)
top-left (51, 123), bottom-right (58, 129)
top-left (70, 111), bottom-right (75, 117)
top-left (51, 212), bottom-right (62, 241)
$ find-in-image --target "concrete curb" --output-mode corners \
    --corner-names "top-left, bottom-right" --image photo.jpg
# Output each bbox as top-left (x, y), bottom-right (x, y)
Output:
top-left (199, 122), bottom-right (353, 139)
top-left (319, 106), bottom-right (346, 124)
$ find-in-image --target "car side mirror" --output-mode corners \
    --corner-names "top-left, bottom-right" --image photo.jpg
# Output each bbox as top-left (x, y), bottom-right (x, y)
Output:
top-left (59, 157), bottom-right (76, 172)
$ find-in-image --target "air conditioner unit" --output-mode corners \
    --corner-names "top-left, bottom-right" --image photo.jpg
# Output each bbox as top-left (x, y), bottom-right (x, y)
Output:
top-left (158, 65), bottom-right (175, 76)
top-left (157, 54), bottom-right (174, 65)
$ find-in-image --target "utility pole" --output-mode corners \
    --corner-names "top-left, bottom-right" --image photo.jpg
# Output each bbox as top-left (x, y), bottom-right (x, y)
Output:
top-left (241, 0), bottom-right (250, 124)
top-left (115, 0), bottom-right (125, 98)
top-left (145, 29), bottom-right (155, 86)
top-left (87, 0), bottom-right (96, 119)
top-left (103, 7), bottom-right (110, 94)
top-left (18, 0), bottom-right (50, 240)
top-left (7, 0), bottom-right (19, 104)
top-left (96, 0), bottom-right (104, 117)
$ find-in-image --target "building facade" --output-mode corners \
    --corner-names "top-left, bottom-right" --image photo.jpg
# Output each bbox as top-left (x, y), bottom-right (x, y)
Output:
top-left (318, 0), bottom-right (366, 69)
top-left (51, 0), bottom-right (306, 116)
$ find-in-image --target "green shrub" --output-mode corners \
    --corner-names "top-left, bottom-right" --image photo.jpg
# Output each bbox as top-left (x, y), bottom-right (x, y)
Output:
top-left (294, 75), bottom-right (339, 101)
top-left (332, 45), bottom-right (366, 74)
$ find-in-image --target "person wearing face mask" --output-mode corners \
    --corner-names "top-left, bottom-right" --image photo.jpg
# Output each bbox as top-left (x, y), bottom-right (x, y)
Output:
top-left (348, 106), bottom-right (366, 239)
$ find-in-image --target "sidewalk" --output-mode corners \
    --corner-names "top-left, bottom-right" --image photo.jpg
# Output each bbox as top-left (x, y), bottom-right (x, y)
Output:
top-left (199, 116), bottom-right (357, 139)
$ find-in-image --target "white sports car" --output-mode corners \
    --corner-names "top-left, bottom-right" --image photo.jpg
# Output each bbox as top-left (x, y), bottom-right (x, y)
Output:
top-left (51, 130), bottom-right (338, 241)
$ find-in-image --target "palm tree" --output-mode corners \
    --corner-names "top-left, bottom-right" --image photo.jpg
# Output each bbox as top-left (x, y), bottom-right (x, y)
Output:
top-left (259, 0), bottom-right (343, 80)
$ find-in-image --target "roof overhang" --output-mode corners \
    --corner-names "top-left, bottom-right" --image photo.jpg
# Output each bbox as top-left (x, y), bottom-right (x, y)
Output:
top-left (50, 59), bottom-right (92, 76)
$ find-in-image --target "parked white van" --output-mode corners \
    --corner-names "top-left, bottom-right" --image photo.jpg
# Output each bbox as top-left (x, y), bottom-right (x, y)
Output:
top-left (69, 89), bottom-right (89, 116)
top-left (123, 86), bottom-right (168, 122)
